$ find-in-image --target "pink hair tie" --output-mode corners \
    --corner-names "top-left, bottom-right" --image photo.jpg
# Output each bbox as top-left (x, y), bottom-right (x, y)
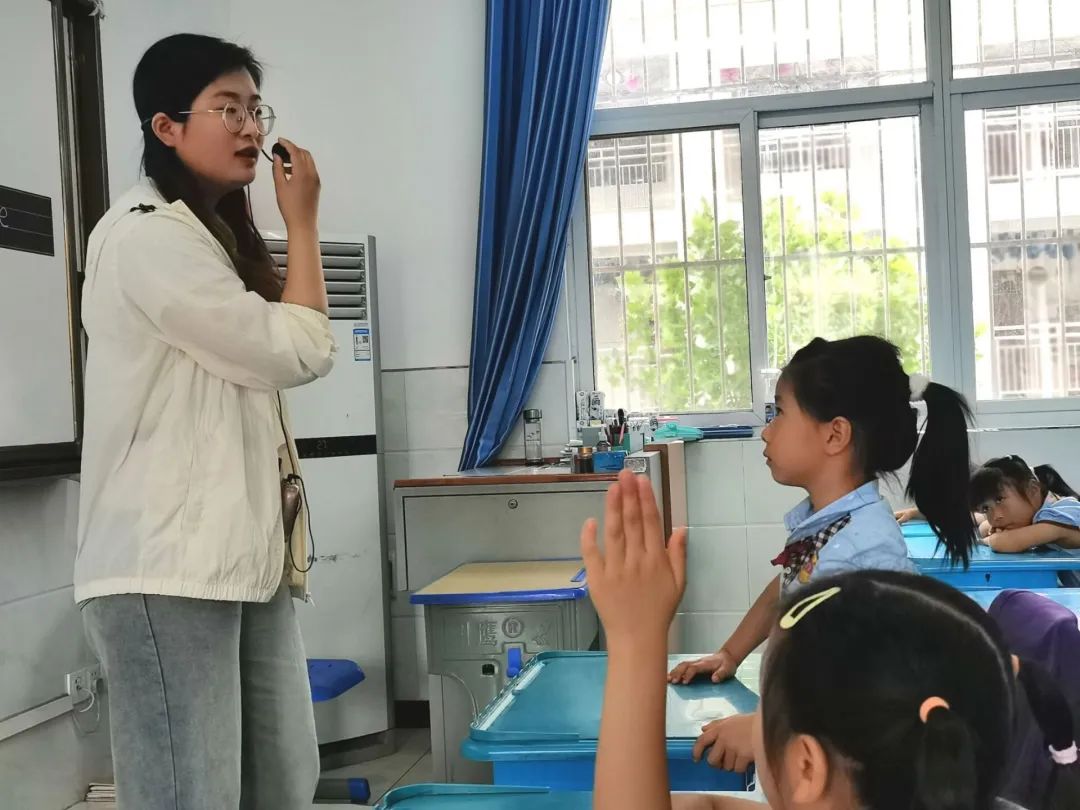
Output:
top-left (919, 696), bottom-right (950, 724)
top-left (1050, 743), bottom-right (1078, 765)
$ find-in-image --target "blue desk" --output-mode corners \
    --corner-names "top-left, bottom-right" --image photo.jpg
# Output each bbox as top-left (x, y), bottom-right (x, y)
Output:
top-left (376, 785), bottom-right (766, 809)
top-left (964, 588), bottom-right (1080, 615)
top-left (462, 652), bottom-right (759, 792)
top-left (903, 522), bottom-right (1080, 588)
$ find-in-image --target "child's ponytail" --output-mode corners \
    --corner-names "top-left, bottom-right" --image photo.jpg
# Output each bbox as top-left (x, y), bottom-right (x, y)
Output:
top-left (913, 705), bottom-right (980, 810)
top-left (907, 381), bottom-right (978, 568)
top-left (1034, 464), bottom-right (1080, 501)
top-left (781, 338), bottom-right (977, 566)
top-left (761, 571), bottom-right (1014, 810)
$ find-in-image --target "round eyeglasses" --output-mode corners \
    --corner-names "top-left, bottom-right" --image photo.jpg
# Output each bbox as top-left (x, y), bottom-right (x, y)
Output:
top-left (171, 101), bottom-right (276, 135)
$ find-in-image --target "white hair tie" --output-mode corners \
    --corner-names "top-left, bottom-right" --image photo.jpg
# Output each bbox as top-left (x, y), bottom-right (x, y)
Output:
top-left (909, 373), bottom-right (930, 402)
top-left (1050, 743), bottom-right (1078, 765)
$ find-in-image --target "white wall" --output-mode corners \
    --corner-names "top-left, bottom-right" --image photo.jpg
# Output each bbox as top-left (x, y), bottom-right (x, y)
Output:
top-left (673, 428), bottom-right (1080, 654)
top-left (0, 479), bottom-right (111, 810)
top-left (234, 0), bottom-right (482, 373)
top-left (102, 2), bottom-right (232, 196)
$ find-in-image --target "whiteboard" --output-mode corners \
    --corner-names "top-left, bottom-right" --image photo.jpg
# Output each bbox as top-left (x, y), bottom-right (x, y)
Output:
top-left (0, 3), bottom-right (77, 450)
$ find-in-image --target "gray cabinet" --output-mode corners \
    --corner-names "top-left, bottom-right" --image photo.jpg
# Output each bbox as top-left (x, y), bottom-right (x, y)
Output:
top-left (393, 480), bottom-right (616, 592)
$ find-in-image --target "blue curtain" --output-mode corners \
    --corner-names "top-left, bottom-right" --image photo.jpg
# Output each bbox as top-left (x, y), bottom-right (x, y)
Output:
top-left (459, 0), bottom-right (611, 471)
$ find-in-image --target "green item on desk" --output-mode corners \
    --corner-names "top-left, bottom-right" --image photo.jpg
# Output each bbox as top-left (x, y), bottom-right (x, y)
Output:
top-left (654, 423), bottom-right (704, 441)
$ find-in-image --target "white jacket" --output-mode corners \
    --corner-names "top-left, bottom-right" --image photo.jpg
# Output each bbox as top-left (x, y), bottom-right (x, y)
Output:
top-left (74, 183), bottom-right (336, 604)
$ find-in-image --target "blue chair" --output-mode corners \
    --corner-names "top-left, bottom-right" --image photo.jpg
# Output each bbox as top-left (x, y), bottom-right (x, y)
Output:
top-left (308, 659), bottom-right (372, 805)
top-left (985, 591), bottom-right (1080, 808)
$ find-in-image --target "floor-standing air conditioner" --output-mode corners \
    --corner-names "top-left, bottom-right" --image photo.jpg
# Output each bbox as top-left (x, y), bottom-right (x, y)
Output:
top-left (265, 233), bottom-right (391, 745)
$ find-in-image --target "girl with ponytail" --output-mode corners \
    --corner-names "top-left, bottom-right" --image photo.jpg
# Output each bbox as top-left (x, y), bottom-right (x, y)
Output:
top-left (669, 336), bottom-right (978, 772)
top-left (969, 455), bottom-right (1080, 553)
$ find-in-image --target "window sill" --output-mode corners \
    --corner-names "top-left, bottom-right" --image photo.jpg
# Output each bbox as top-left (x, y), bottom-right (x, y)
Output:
top-left (973, 401), bottom-right (1080, 429)
top-left (652, 411), bottom-right (765, 429)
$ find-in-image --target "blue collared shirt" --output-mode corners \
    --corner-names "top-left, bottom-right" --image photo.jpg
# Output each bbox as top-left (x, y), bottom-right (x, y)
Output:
top-left (780, 481), bottom-right (916, 595)
top-left (1035, 496), bottom-right (1080, 531)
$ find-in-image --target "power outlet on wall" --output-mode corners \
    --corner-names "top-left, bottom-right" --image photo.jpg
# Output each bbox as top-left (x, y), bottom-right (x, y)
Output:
top-left (65, 664), bottom-right (102, 704)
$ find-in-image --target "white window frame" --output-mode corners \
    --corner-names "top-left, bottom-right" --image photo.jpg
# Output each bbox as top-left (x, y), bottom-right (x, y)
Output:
top-left (949, 82), bottom-right (1080, 426)
top-left (567, 0), bottom-right (1080, 427)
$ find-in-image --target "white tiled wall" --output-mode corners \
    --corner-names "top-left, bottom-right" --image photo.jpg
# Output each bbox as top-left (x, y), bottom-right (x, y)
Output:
top-left (674, 429), bottom-right (1080, 657)
top-left (1, 713), bottom-right (111, 810)
top-left (380, 372), bottom-right (409, 454)
top-left (680, 527), bottom-right (751, 612)
top-left (685, 441), bottom-right (745, 526)
top-left (0, 479), bottom-right (112, 809)
top-left (669, 613), bottom-right (745, 656)
top-left (676, 440), bottom-right (780, 654)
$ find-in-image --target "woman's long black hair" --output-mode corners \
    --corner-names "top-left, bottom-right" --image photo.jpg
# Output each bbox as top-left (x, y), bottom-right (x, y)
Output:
top-left (133, 34), bottom-right (281, 301)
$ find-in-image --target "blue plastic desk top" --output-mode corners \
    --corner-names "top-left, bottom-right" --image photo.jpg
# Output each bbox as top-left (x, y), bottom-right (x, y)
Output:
top-left (463, 652), bottom-right (759, 761)
top-left (900, 521), bottom-right (937, 539)
top-left (376, 785), bottom-right (591, 809)
top-left (964, 588), bottom-right (1080, 613)
top-left (375, 785), bottom-right (766, 808)
top-left (903, 522), bottom-right (1080, 571)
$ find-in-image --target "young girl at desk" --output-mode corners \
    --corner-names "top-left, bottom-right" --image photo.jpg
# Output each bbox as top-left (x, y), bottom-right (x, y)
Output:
top-left (969, 455), bottom-right (1080, 553)
top-left (583, 470), bottom-right (1080, 810)
top-left (667, 336), bottom-right (978, 771)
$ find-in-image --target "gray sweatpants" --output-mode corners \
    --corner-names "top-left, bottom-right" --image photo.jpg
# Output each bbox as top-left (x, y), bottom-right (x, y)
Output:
top-left (81, 581), bottom-right (320, 810)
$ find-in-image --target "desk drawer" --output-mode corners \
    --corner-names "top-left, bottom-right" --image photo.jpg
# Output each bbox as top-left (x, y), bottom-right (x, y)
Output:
top-left (399, 490), bottom-right (604, 591)
top-left (926, 569), bottom-right (1062, 589)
